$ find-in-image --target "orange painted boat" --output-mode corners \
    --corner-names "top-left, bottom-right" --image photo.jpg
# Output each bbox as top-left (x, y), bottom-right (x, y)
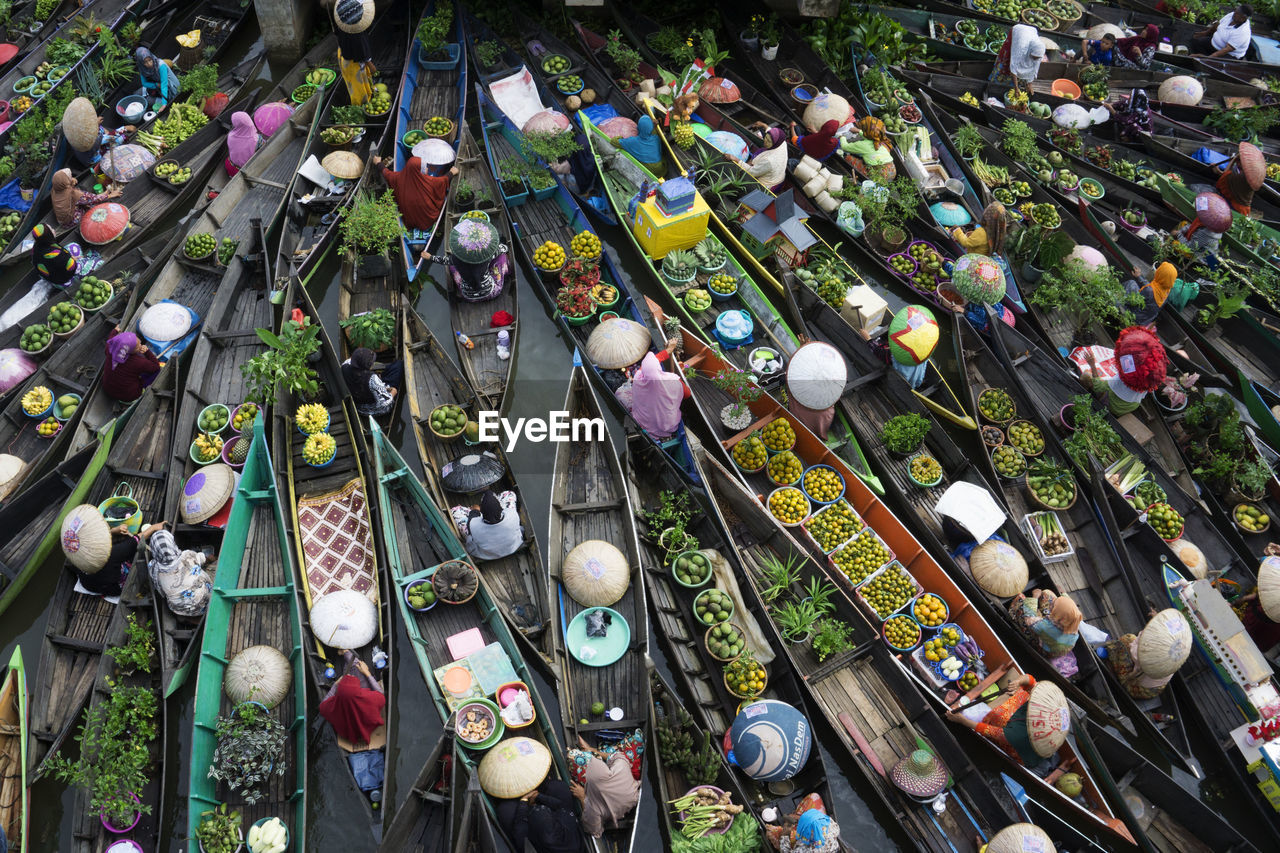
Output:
top-left (679, 328), bottom-right (1136, 850)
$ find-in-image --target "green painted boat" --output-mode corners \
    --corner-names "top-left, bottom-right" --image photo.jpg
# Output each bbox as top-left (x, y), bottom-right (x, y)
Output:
top-left (187, 418), bottom-right (307, 851)
top-left (0, 647), bottom-right (26, 853)
top-left (1158, 173), bottom-right (1280, 277)
top-left (1242, 376), bottom-right (1280, 452)
top-left (369, 420), bottom-right (571, 849)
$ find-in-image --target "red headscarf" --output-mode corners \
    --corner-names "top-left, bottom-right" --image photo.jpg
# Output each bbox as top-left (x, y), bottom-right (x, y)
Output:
top-left (799, 120), bottom-right (840, 161)
top-left (318, 673), bottom-right (386, 743)
top-left (1114, 326), bottom-right (1167, 392)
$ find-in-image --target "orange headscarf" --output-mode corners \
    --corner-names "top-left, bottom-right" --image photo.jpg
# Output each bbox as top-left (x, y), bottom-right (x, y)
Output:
top-left (1049, 594), bottom-right (1083, 634)
top-left (1142, 262), bottom-right (1176, 307)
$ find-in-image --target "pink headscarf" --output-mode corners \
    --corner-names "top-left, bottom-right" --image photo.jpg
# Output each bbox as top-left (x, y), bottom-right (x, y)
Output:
top-left (630, 352), bottom-right (683, 438)
top-left (107, 332), bottom-right (137, 369)
top-left (227, 111), bottom-right (258, 168)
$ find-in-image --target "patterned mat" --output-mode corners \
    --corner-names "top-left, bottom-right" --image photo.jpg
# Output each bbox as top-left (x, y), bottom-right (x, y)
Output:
top-left (298, 478), bottom-right (377, 602)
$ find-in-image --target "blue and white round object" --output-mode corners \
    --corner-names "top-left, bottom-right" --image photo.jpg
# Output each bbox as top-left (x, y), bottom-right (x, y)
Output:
top-left (730, 700), bottom-right (812, 782)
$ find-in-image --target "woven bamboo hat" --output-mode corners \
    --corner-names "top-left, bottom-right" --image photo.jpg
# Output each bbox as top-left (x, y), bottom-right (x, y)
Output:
top-left (1195, 192), bottom-right (1233, 233)
top-left (62, 97), bottom-right (100, 152)
top-left (61, 505), bottom-right (112, 573)
top-left (953, 253), bottom-right (1005, 306)
top-left (986, 823), bottom-right (1056, 853)
top-left (179, 464), bottom-right (235, 524)
top-left (1157, 75), bottom-right (1204, 107)
top-left (139, 301), bottom-right (194, 343)
top-left (969, 540), bottom-right (1028, 598)
top-left (1258, 556), bottom-right (1280, 621)
top-left (311, 589), bottom-right (378, 649)
top-left (322, 151), bottom-right (364, 180)
top-left (802, 92), bottom-right (850, 133)
top-left (333, 0), bottom-right (374, 34)
top-left (562, 540), bottom-right (629, 607)
top-left (1238, 141), bottom-right (1267, 191)
top-left (786, 342), bottom-right (846, 411)
top-left (0, 454), bottom-right (26, 502)
top-left (1135, 608), bottom-right (1192, 679)
top-left (224, 645), bottom-right (292, 709)
top-left (1025, 681), bottom-right (1070, 758)
top-left (889, 750), bottom-right (949, 799)
top-left (479, 736), bottom-right (552, 799)
top-left (1168, 539), bottom-right (1207, 579)
top-left (586, 317), bottom-right (650, 369)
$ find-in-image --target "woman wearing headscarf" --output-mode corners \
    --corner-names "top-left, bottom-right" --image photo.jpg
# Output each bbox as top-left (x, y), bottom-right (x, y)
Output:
top-left (990, 24), bottom-right (1047, 85)
top-left (1106, 89), bottom-right (1152, 143)
top-left (1076, 325), bottom-right (1168, 415)
top-left (567, 733), bottom-right (644, 839)
top-left (453, 489), bottom-right (524, 561)
top-left (225, 111), bottom-right (260, 177)
top-left (51, 169), bottom-right (119, 227)
top-left (952, 201), bottom-right (1009, 257)
top-left (494, 778), bottom-right (585, 853)
top-left (29, 224), bottom-right (77, 286)
top-left (765, 794), bottom-right (841, 852)
top-left (1216, 141), bottom-right (1266, 216)
top-left (101, 329), bottom-right (162, 402)
top-left (333, 0), bottom-right (377, 107)
top-left (318, 649), bottom-right (386, 743)
top-left (1009, 589), bottom-right (1083, 674)
top-left (790, 119), bottom-right (841, 162)
top-left (146, 522), bottom-right (213, 617)
top-left (1115, 25), bottom-right (1162, 69)
top-left (427, 220), bottom-right (510, 302)
top-left (841, 117), bottom-right (895, 181)
top-left (1120, 261), bottom-right (1176, 326)
top-left (946, 673), bottom-right (1046, 766)
top-left (625, 350), bottom-right (684, 440)
top-left (341, 346), bottom-right (402, 417)
top-left (134, 47), bottom-right (180, 111)
top-left (616, 115), bottom-right (663, 173)
top-left (372, 153), bottom-right (457, 231)
top-left (731, 122), bottom-right (789, 192)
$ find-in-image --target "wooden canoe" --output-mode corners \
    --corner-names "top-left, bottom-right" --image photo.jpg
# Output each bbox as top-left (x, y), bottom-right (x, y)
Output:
top-left (186, 418), bottom-right (308, 850)
top-left (335, 249), bottom-right (405, 427)
top-left (378, 728), bottom-right (462, 853)
top-left (370, 419), bottom-right (571, 849)
top-left (157, 248), bottom-right (273, 697)
top-left (402, 307), bottom-right (551, 666)
top-left (29, 362), bottom-right (175, 777)
top-left (0, 648), bottom-right (26, 853)
top-left (275, 274), bottom-right (392, 841)
top-left (547, 362), bottom-right (648, 853)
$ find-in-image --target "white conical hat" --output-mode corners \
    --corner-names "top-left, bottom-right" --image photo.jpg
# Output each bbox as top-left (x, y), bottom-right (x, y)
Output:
top-left (1135, 608), bottom-right (1193, 679)
top-left (478, 736), bottom-right (552, 798)
top-left (1259, 556), bottom-right (1280, 621)
top-left (786, 342), bottom-right (846, 411)
top-left (585, 317), bottom-right (650, 369)
top-left (60, 504), bottom-right (111, 573)
top-left (224, 645), bottom-right (292, 709)
top-left (987, 823), bottom-right (1056, 853)
top-left (1168, 539), bottom-right (1207, 579)
top-left (0, 454), bottom-right (27, 501)
top-left (310, 589), bottom-right (377, 649)
top-left (562, 540), bottom-right (629, 607)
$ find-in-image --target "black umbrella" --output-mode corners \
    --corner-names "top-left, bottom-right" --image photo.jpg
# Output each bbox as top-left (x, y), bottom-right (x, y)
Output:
top-left (441, 451), bottom-right (506, 493)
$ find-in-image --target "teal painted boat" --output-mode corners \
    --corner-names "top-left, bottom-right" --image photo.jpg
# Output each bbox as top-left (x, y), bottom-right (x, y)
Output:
top-left (0, 647), bottom-right (26, 853)
top-left (187, 418), bottom-right (307, 850)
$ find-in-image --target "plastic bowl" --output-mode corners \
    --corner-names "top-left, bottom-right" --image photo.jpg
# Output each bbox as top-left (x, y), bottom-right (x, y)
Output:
top-left (197, 403), bottom-right (231, 434)
top-left (455, 698), bottom-right (504, 749)
top-left (52, 392), bottom-right (82, 423)
top-left (1051, 78), bottom-right (1082, 99)
top-left (911, 592), bottom-right (950, 628)
top-left (190, 438), bottom-right (222, 466)
top-left (671, 549), bottom-right (713, 589)
top-left (801, 464), bottom-right (846, 506)
top-left (693, 587), bottom-right (734, 627)
top-left (403, 579), bottom-right (437, 611)
top-left (1078, 178), bottom-right (1105, 200)
top-left (882, 613), bottom-right (922, 651)
top-left (247, 817), bottom-right (289, 853)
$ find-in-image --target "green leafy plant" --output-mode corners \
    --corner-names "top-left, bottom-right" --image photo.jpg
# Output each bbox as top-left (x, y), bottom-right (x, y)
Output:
top-left (641, 489), bottom-right (696, 540)
top-left (474, 39), bottom-right (503, 68)
top-left (45, 37), bottom-right (85, 66)
top-left (0, 1), bottom-right (12, 27)
top-left (760, 14), bottom-right (781, 48)
top-left (416, 3), bottom-right (454, 57)
top-left (774, 598), bottom-right (821, 641)
top-left (1030, 260), bottom-right (1139, 335)
top-left (241, 316), bottom-right (321, 404)
top-left (712, 367), bottom-right (762, 421)
top-left (208, 701), bottom-right (288, 804)
top-left (954, 123), bottom-right (984, 159)
top-left (196, 803), bottom-right (243, 853)
top-left (1234, 458), bottom-right (1272, 498)
top-left (1063, 395), bottom-right (1124, 469)
top-left (106, 613), bottom-right (154, 674)
top-left (340, 191), bottom-right (405, 257)
top-left (811, 618), bottom-right (857, 661)
top-left (332, 103), bottom-right (366, 125)
top-left (453, 176), bottom-right (474, 203)
top-left (758, 552), bottom-right (802, 603)
top-left (879, 413), bottom-right (931, 454)
top-left (521, 130), bottom-right (581, 164)
top-left (606, 29), bottom-right (642, 80)
top-left (33, 0), bottom-right (55, 22)
top-left (803, 576), bottom-right (838, 615)
top-left (1205, 105), bottom-right (1280, 141)
top-left (498, 156), bottom-right (531, 186)
top-left (858, 175), bottom-right (918, 241)
top-left (647, 26), bottom-right (695, 66)
top-left (1000, 118), bottom-right (1039, 162)
top-left (181, 62), bottom-right (221, 103)
top-left (94, 29), bottom-right (135, 92)
top-left (527, 171), bottom-right (555, 190)
top-left (340, 307), bottom-right (396, 351)
top-left (118, 20), bottom-right (141, 48)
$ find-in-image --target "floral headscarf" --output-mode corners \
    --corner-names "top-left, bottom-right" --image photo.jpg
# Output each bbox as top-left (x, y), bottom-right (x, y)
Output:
top-left (107, 332), bottom-right (138, 369)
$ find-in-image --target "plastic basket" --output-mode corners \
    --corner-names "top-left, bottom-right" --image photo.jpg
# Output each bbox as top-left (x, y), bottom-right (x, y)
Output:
top-left (800, 464), bottom-right (845, 506)
top-left (854, 561), bottom-right (921, 623)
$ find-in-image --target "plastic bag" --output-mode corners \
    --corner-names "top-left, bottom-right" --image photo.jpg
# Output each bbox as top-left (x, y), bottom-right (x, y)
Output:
top-left (836, 201), bottom-right (864, 239)
top-left (585, 609), bottom-right (610, 638)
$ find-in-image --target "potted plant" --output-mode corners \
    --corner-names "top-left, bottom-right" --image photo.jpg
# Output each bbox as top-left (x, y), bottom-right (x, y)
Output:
top-left (1029, 260), bottom-right (1140, 343)
top-left (742, 14), bottom-right (763, 50)
top-left (1232, 459), bottom-right (1272, 503)
top-left (1156, 372), bottom-right (1199, 413)
top-left (1007, 223), bottom-right (1072, 283)
top-left (208, 701), bottom-right (288, 804)
top-left (880, 413), bottom-right (931, 456)
top-left (658, 518), bottom-right (697, 556)
top-left (642, 489), bottom-right (695, 541)
top-left (712, 367), bottom-right (762, 430)
top-left (196, 803), bottom-right (244, 853)
top-left (954, 122), bottom-right (984, 161)
top-left (1063, 395), bottom-right (1124, 470)
top-left (858, 175), bottom-right (917, 255)
top-left (760, 14), bottom-right (781, 60)
top-left (106, 612), bottom-right (155, 675)
top-left (339, 306), bottom-right (396, 352)
top-left (241, 317), bottom-right (322, 405)
top-left (605, 29), bottom-right (643, 89)
top-left (521, 130), bottom-right (581, 171)
top-left (340, 190), bottom-right (406, 277)
top-left (415, 3), bottom-right (459, 70)
top-left (453, 176), bottom-right (476, 210)
top-left (527, 170), bottom-right (557, 201)
top-left (474, 39), bottom-right (503, 70)
top-left (773, 598), bottom-right (820, 643)
top-left (758, 553), bottom-right (801, 603)
top-left (811, 618), bottom-right (856, 661)
top-left (498, 157), bottom-right (529, 207)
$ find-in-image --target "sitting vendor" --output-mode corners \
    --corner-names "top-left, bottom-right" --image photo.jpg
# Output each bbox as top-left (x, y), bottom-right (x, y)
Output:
top-left (952, 202), bottom-right (1008, 257)
top-left (616, 116), bottom-right (664, 174)
top-left (1216, 141), bottom-right (1266, 217)
top-left (1103, 608), bottom-right (1193, 699)
top-left (1076, 325), bottom-right (1168, 416)
top-left (425, 220), bottom-right (509, 302)
top-left (318, 649), bottom-right (386, 743)
top-left (841, 117), bottom-right (895, 181)
top-left (451, 489), bottom-right (524, 561)
top-left (134, 47), bottom-right (180, 111)
top-left (790, 119), bottom-right (841, 163)
top-left (372, 153), bottom-right (457, 232)
top-left (1010, 589), bottom-right (1083, 676)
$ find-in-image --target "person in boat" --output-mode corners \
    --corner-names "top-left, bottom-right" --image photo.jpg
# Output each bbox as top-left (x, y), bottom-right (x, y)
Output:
top-left (425, 219), bottom-right (509, 302)
top-left (729, 122), bottom-right (789, 192)
top-left (1239, 548), bottom-right (1280, 651)
top-left (102, 329), bottom-right (163, 403)
top-left (224, 111), bottom-right (260, 177)
top-left (567, 732), bottom-right (644, 839)
top-left (1079, 32), bottom-right (1117, 65)
top-left (333, 0), bottom-right (377, 106)
top-left (51, 168), bottom-right (121, 228)
top-left (146, 522), bottom-right (212, 618)
top-left (494, 778), bottom-right (585, 853)
top-left (1120, 262), bottom-right (1176, 327)
top-left (318, 649), bottom-right (386, 743)
top-left (79, 521), bottom-right (163, 598)
top-left (1102, 610), bottom-right (1187, 699)
top-left (1105, 89), bottom-right (1152, 144)
top-left (616, 115), bottom-right (664, 174)
top-left (621, 346), bottom-right (685, 440)
top-left (766, 794), bottom-right (841, 853)
top-left (341, 346), bottom-right (401, 418)
top-left (842, 117), bottom-right (895, 181)
top-left (1216, 142), bottom-right (1266, 217)
top-left (990, 24), bottom-right (1046, 86)
top-left (372, 153), bottom-right (457, 232)
top-left (1189, 4), bottom-right (1252, 59)
top-left (946, 672), bottom-right (1047, 766)
top-left (451, 488), bottom-right (524, 561)
top-left (1114, 25), bottom-right (1162, 70)
top-left (951, 201), bottom-right (1009, 257)
top-left (790, 119), bottom-right (841, 163)
top-left (29, 224), bottom-right (77, 287)
top-left (1009, 589), bottom-right (1083, 675)
top-left (1076, 325), bottom-right (1168, 416)
top-left (66, 112), bottom-right (134, 170)
top-left (133, 47), bottom-right (181, 112)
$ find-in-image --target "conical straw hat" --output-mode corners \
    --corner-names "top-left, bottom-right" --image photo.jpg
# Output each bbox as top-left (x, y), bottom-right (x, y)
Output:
top-left (478, 736), bottom-right (552, 798)
top-left (224, 645), bottom-right (292, 709)
top-left (1025, 681), bottom-right (1070, 758)
top-left (1259, 556), bottom-right (1280, 621)
top-left (969, 540), bottom-right (1027, 598)
top-left (1135, 608), bottom-right (1192, 679)
top-left (1238, 141), bottom-right (1267, 190)
top-left (179, 464), bottom-right (235, 524)
top-left (310, 589), bottom-right (378, 649)
top-left (333, 0), bottom-right (374, 34)
top-left (0, 454), bottom-right (27, 502)
top-left (62, 97), bottom-right (99, 152)
top-left (1168, 538), bottom-right (1207, 579)
top-left (786, 342), bottom-right (846, 411)
top-left (986, 823), bottom-right (1056, 853)
top-left (562, 540), bottom-right (629, 607)
top-left (889, 749), bottom-right (948, 798)
top-left (586, 317), bottom-right (650, 369)
top-left (60, 504), bottom-right (111, 573)
top-left (322, 150), bottom-right (364, 180)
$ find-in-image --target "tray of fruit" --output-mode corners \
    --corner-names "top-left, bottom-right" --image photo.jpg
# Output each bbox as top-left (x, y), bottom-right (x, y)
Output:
top-left (191, 432), bottom-right (224, 465)
top-left (978, 387), bottom-right (1016, 423)
top-left (899, 103), bottom-right (922, 124)
top-left (761, 417), bottom-right (796, 453)
top-left (856, 561), bottom-right (922, 621)
top-left (569, 230), bottom-right (601, 259)
top-left (429, 404), bottom-right (468, 439)
top-left (829, 527), bottom-right (891, 584)
top-left (1119, 208), bottom-right (1146, 231)
top-left (1047, 0), bottom-right (1083, 21)
top-left (291, 83), bottom-right (318, 103)
top-left (767, 450), bottom-right (803, 486)
top-left (908, 455), bottom-right (943, 487)
top-left (1053, 169), bottom-right (1079, 193)
top-left (48, 303), bottom-right (81, 337)
top-left (981, 425), bottom-right (1004, 448)
top-left (541, 54), bottom-right (572, 76)
top-left (802, 464), bottom-right (845, 505)
top-left (731, 435), bottom-right (767, 473)
top-left (74, 275), bottom-right (113, 312)
top-left (882, 613), bottom-right (922, 651)
top-left (1028, 203), bottom-right (1060, 229)
top-left (683, 288), bottom-right (712, 313)
top-left (1026, 460), bottom-right (1077, 510)
top-left (556, 75), bottom-right (584, 95)
top-left (303, 432), bottom-right (337, 467)
top-left (705, 622), bottom-right (746, 661)
top-left (1024, 511), bottom-right (1074, 562)
top-left (306, 67), bottom-right (337, 87)
top-left (404, 580), bottom-right (437, 611)
top-left (991, 445), bottom-right (1026, 479)
top-left (184, 232), bottom-right (217, 260)
top-left (35, 416), bottom-right (61, 439)
top-left (198, 403), bottom-right (231, 434)
top-left (0, 210), bottom-right (19, 240)
top-left (1006, 420), bottom-right (1044, 456)
top-left (694, 587), bottom-right (734, 626)
top-left (363, 83), bottom-right (392, 116)
top-left (22, 386), bottom-right (53, 418)
top-left (423, 116), bottom-right (454, 138)
top-left (1234, 503), bottom-right (1271, 534)
top-left (321, 125), bottom-right (358, 146)
top-left (804, 499), bottom-right (864, 554)
top-left (913, 592), bottom-right (948, 628)
top-left (1078, 178), bottom-right (1104, 200)
top-left (1021, 8), bottom-right (1057, 28)
top-left (295, 402), bottom-right (330, 435)
top-left (1010, 180), bottom-right (1033, 198)
top-left (19, 323), bottom-right (52, 355)
top-left (919, 629), bottom-right (961, 667)
top-left (993, 187), bottom-right (1016, 206)
top-left (767, 486), bottom-right (809, 527)
top-left (533, 241), bottom-right (566, 272)
top-left (672, 550), bottom-right (712, 588)
top-left (724, 653), bottom-right (767, 699)
top-left (887, 252), bottom-right (917, 281)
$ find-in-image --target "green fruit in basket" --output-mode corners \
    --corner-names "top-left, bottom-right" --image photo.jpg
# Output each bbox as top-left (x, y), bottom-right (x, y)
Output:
top-left (803, 466), bottom-right (843, 502)
top-left (185, 233), bottom-right (217, 257)
top-left (430, 404), bottom-right (466, 435)
top-left (424, 116), bottom-right (453, 136)
top-left (1007, 421), bottom-right (1044, 455)
top-left (1146, 502), bottom-right (1184, 540)
top-left (20, 323), bottom-right (51, 351)
top-left (767, 451), bottom-right (802, 485)
top-left (883, 614), bottom-right (919, 648)
top-left (200, 407), bottom-right (228, 431)
top-left (831, 529), bottom-right (889, 584)
top-left (731, 435), bottom-right (766, 471)
top-left (768, 487), bottom-right (808, 525)
top-left (992, 445), bottom-right (1026, 478)
top-left (910, 456), bottom-right (941, 484)
top-left (695, 589), bottom-right (731, 625)
top-left (861, 564), bottom-right (915, 618)
top-left (978, 388), bottom-right (1014, 421)
top-left (761, 418), bottom-right (795, 451)
top-left (675, 552), bottom-right (710, 585)
top-left (556, 75), bottom-right (583, 93)
top-left (804, 501), bottom-right (863, 551)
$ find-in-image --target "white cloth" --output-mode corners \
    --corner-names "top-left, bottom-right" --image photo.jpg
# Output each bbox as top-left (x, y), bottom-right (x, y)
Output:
top-left (1212, 14), bottom-right (1251, 58)
top-left (147, 529), bottom-right (212, 616)
top-left (1010, 25), bottom-right (1046, 82)
top-left (746, 143), bottom-right (788, 188)
top-left (457, 495), bottom-right (524, 561)
top-left (707, 548), bottom-right (775, 665)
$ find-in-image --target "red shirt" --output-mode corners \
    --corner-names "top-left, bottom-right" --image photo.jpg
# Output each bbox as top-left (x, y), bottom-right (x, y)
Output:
top-left (381, 159), bottom-right (450, 232)
top-left (101, 341), bottom-right (161, 402)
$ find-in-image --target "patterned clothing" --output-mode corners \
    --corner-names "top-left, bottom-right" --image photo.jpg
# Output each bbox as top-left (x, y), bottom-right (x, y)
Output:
top-left (766, 794), bottom-right (841, 852)
top-left (974, 676), bottom-right (1042, 765)
top-left (1105, 633), bottom-right (1172, 699)
top-left (567, 730), bottom-right (645, 783)
top-left (1114, 45), bottom-right (1156, 69)
top-left (1009, 591), bottom-right (1079, 656)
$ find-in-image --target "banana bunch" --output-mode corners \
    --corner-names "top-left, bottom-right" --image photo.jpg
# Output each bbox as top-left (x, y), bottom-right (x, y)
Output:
top-left (971, 155), bottom-right (1009, 188)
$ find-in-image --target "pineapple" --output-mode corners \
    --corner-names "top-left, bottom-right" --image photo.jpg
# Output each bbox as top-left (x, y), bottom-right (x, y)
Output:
top-left (672, 120), bottom-right (695, 149)
top-left (229, 435), bottom-right (250, 464)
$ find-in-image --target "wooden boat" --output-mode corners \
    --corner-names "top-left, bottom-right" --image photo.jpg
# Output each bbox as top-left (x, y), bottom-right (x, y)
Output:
top-left (0, 649), bottom-right (25, 853)
top-left (2, 0), bottom-right (85, 57)
top-left (335, 249), bottom-right (404, 424)
top-left (679, 330), bottom-right (1135, 848)
top-left (186, 419), bottom-right (308, 849)
top-left (1144, 131), bottom-right (1280, 213)
top-left (402, 308), bottom-right (551, 666)
top-left (370, 419), bottom-right (571, 848)
top-left (387, 0), bottom-right (466, 284)
top-left (1158, 172), bottom-right (1280, 275)
top-left (999, 772), bottom-right (1109, 853)
top-left (547, 363), bottom-right (647, 853)
top-left (272, 1), bottom-right (411, 288)
top-left (274, 275), bottom-right (392, 840)
top-left (626, 434), bottom-right (837, 830)
top-left (29, 363), bottom-right (174, 776)
top-left (157, 249), bottom-right (273, 697)
top-left (378, 728), bottom-right (461, 853)
top-left (1079, 717), bottom-right (1264, 853)
top-left (697, 448), bottom-right (1022, 852)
